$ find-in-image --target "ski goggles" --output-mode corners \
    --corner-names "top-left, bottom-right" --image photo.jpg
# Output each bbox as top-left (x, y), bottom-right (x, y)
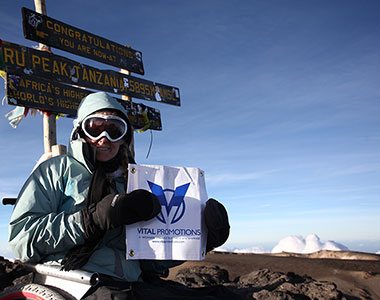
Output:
top-left (81, 114), bottom-right (128, 142)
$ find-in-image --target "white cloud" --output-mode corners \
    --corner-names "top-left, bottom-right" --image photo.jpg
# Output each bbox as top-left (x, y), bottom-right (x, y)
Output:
top-left (221, 234), bottom-right (351, 255)
top-left (231, 246), bottom-right (266, 254)
top-left (206, 169), bottom-right (279, 185)
top-left (271, 234), bottom-right (349, 254)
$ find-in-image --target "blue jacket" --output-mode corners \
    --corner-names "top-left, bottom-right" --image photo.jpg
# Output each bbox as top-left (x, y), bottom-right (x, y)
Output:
top-left (9, 92), bottom-right (178, 281)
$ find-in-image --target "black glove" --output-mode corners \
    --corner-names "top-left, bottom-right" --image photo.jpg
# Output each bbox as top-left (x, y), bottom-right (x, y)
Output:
top-left (204, 198), bottom-right (230, 252)
top-left (82, 189), bottom-right (161, 239)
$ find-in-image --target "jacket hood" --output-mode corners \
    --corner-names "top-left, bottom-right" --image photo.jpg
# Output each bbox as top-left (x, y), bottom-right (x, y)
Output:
top-left (73, 92), bottom-right (128, 128)
top-left (68, 92), bottom-right (133, 172)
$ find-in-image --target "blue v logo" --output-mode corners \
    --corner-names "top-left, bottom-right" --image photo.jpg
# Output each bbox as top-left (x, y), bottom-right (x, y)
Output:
top-left (147, 181), bottom-right (190, 224)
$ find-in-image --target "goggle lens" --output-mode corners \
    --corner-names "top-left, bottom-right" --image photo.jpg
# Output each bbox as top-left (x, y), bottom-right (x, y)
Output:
top-left (82, 115), bottom-right (127, 142)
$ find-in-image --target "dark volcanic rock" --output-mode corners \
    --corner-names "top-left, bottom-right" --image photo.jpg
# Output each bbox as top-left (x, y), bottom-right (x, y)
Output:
top-left (238, 269), bottom-right (296, 289)
top-left (175, 265), bottom-right (344, 300)
top-left (0, 256), bottom-right (32, 292)
top-left (176, 265), bottom-right (230, 287)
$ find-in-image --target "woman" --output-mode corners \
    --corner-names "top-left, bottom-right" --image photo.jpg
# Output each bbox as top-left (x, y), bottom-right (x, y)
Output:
top-left (9, 92), bottom-right (234, 299)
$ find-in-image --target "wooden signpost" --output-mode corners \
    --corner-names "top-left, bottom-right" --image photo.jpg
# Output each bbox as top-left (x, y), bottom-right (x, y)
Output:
top-left (33, 0), bottom-right (56, 155)
top-left (1, 2), bottom-right (180, 154)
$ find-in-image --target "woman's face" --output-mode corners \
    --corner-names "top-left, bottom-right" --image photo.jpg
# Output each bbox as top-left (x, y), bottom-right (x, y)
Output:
top-left (84, 111), bottom-right (125, 162)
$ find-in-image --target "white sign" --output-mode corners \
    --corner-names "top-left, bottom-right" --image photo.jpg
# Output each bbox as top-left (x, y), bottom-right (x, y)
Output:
top-left (125, 164), bottom-right (207, 261)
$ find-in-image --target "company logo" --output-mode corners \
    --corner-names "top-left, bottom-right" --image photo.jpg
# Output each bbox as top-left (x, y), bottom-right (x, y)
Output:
top-left (28, 13), bottom-right (43, 28)
top-left (147, 181), bottom-right (190, 224)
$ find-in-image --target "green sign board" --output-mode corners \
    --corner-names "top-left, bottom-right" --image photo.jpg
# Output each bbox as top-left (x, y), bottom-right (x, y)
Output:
top-left (6, 72), bottom-right (162, 130)
top-left (22, 7), bottom-right (144, 75)
top-left (1, 40), bottom-right (180, 106)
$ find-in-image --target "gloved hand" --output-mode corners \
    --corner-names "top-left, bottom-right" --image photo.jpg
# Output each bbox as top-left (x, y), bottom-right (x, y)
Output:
top-left (204, 198), bottom-right (230, 252)
top-left (82, 189), bottom-right (161, 239)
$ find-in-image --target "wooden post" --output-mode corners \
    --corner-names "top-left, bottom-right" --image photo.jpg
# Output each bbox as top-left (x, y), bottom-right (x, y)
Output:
top-left (34, 0), bottom-right (57, 155)
top-left (120, 68), bottom-right (135, 159)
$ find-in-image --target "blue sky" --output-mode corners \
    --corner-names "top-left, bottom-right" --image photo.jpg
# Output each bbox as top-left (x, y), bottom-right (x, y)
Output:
top-left (0, 0), bottom-right (380, 256)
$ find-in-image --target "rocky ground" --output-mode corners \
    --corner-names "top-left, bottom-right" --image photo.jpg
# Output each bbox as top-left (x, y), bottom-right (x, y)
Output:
top-left (1, 250), bottom-right (379, 299)
top-left (169, 251), bottom-right (380, 300)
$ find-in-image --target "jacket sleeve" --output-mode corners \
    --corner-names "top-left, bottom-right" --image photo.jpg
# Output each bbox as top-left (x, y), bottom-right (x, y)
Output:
top-left (8, 157), bottom-right (87, 262)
